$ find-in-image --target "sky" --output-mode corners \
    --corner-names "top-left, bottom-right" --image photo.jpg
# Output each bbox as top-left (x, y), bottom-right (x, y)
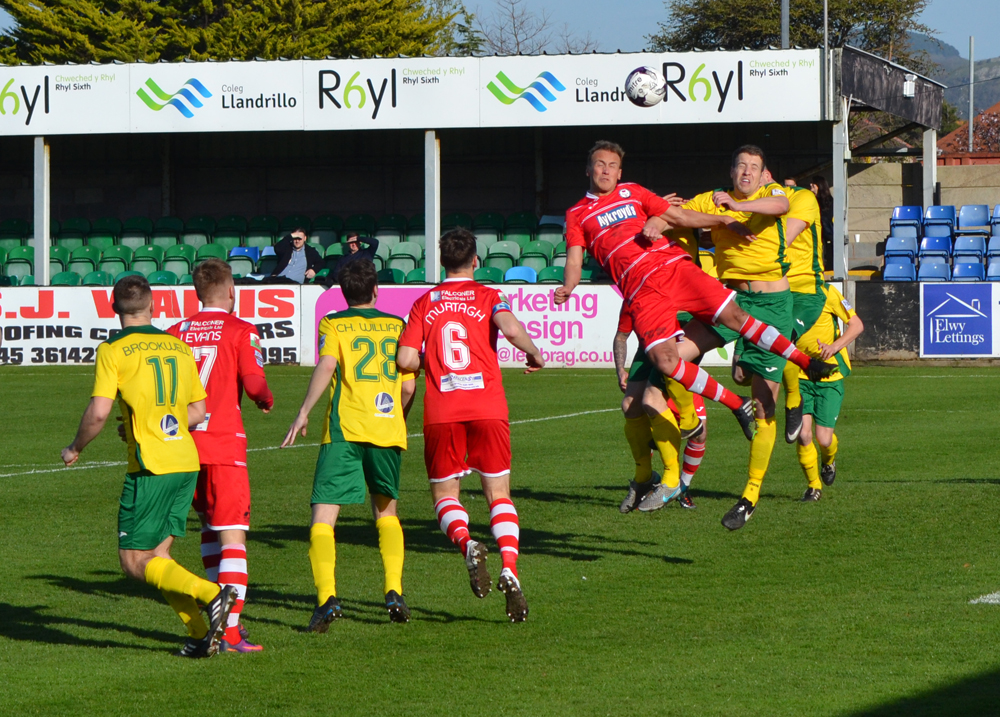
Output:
top-left (0, 0), bottom-right (997, 59)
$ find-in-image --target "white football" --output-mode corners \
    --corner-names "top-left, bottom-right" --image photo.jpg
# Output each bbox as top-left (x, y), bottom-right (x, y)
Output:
top-left (625, 66), bottom-right (666, 108)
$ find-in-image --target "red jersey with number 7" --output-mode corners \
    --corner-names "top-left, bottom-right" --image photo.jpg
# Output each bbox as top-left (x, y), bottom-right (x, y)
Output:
top-left (399, 278), bottom-right (513, 426)
top-left (167, 308), bottom-right (272, 466)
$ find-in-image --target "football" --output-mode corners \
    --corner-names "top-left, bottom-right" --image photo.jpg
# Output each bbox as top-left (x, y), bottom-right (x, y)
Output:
top-left (625, 66), bottom-right (666, 107)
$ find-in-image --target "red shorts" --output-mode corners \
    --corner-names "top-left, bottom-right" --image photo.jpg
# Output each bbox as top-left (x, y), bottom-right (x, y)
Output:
top-left (628, 257), bottom-right (735, 351)
top-left (192, 464), bottom-right (251, 531)
top-left (423, 420), bottom-right (511, 482)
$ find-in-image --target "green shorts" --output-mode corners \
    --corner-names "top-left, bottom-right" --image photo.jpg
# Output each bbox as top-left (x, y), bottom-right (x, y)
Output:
top-left (791, 291), bottom-right (827, 342)
top-left (709, 289), bottom-right (794, 381)
top-left (801, 379), bottom-right (844, 428)
top-left (118, 470), bottom-right (198, 551)
top-left (312, 441), bottom-right (402, 505)
top-left (631, 313), bottom-right (703, 387)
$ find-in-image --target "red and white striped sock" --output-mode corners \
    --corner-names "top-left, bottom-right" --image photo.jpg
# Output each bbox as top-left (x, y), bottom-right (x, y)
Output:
top-left (737, 315), bottom-right (811, 370)
top-left (669, 360), bottom-right (744, 411)
top-left (434, 497), bottom-right (472, 557)
top-left (489, 498), bottom-right (520, 577)
top-left (680, 439), bottom-right (706, 488)
top-left (218, 543), bottom-right (248, 645)
top-left (200, 528), bottom-right (220, 583)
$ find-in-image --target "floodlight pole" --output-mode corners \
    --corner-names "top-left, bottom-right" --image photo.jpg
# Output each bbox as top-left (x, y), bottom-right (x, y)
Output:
top-left (33, 136), bottom-right (51, 286)
top-left (781, 0), bottom-right (790, 49)
top-left (424, 130), bottom-right (441, 284)
top-left (968, 36), bottom-right (975, 153)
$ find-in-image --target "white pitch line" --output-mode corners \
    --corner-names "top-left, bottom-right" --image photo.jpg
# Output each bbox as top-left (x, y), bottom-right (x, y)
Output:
top-left (970, 592), bottom-right (1000, 605)
top-left (0, 408), bottom-right (620, 478)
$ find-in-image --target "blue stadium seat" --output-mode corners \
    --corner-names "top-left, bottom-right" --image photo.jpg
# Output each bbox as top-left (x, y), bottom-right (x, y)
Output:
top-left (884, 236), bottom-right (917, 260)
top-left (988, 260), bottom-right (1000, 281)
top-left (988, 235), bottom-right (1000, 258)
top-left (924, 224), bottom-right (952, 239)
top-left (504, 266), bottom-right (537, 284)
top-left (992, 204), bottom-right (1000, 229)
top-left (229, 246), bottom-right (260, 263)
top-left (918, 236), bottom-right (951, 260)
top-left (924, 205), bottom-right (956, 229)
top-left (953, 235), bottom-right (986, 261)
top-left (952, 262), bottom-right (985, 282)
top-left (883, 262), bottom-right (916, 281)
top-left (956, 204), bottom-right (991, 235)
top-left (890, 206), bottom-right (922, 230)
top-left (888, 224), bottom-right (918, 240)
top-left (917, 262), bottom-right (951, 281)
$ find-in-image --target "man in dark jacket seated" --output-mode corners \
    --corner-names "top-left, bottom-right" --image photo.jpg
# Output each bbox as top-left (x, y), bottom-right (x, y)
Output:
top-left (270, 228), bottom-right (324, 284)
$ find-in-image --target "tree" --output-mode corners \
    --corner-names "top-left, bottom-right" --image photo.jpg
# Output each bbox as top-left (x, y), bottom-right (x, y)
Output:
top-left (474, 0), bottom-right (597, 55)
top-left (427, 0), bottom-right (484, 56)
top-left (0, 0), bottom-right (455, 63)
top-left (648, 0), bottom-right (934, 75)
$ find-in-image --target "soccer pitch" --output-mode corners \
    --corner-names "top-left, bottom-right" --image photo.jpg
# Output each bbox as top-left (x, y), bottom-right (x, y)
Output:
top-left (2, 364), bottom-right (1000, 716)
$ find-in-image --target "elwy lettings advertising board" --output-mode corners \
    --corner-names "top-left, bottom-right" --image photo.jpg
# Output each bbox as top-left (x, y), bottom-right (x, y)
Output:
top-left (920, 282), bottom-right (1000, 358)
top-left (0, 50), bottom-right (821, 136)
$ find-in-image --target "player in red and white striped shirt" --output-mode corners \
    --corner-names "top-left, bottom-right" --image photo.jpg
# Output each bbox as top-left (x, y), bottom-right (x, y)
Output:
top-left (397, 229), bottom-right (544, 623)
top-left (167, 259), bottom-right (274, 652)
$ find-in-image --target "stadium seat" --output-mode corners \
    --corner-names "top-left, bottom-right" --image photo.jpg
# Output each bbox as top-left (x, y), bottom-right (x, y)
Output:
top-left (882, 262), bottom-right (917, 281)
top-left (924, 205), bottom-right (956, 229)
top-left (0, 218), bottom-right (29, 241)
top-left (17, 274), bottom-right (35, 286)
top-left (324, 244), bottom-right (345, 272)
top-left (952, 262), bottom-right (985, 282)
top-left (68, 245), bottom-right (102, 276)
top-left (475, 240), bottom-right (489, 261)
top-left (884, 236), bottom-right (917, 261)
top-left (51, 270), bottom-right (81, 286)
top-left (120, 222), bottom-right (152, 250)
top-left (213, 232), bottom-right (243, 252)
top-left (408, 213), bottom-right (425, 230)
top-left (474, 228), bottom-right (500, 247)
top-left (163, 244), bottom-right (196, 276)
top-left (988, 235), bottom-right (1000, 259)
top-left (153, 216), bottom-right (184, 243)
top-left (988, 260), bottom-right (1000, 281)
top-left (280, 215), bottom-right (312, 233)
top-left (917, 262), bottom-right (951, 281)
top-left (375, 232), bottom-right (401, 251)
top-left (310, 227), bottom-right (340, 248)
top-left (474, 266), bottom-right (503, 284)
top-left (216, 215), bottom-right (248, 234)
top-left (953, 235), bottom-right (986, 261)
top-left (85, 234), bottom-right (116, 252)
top-left (0, 236), bottom-right (23, 251)
top-left (442, 212), bottom-right (473, 229)
top-left (59, 218), bottom-right (91, 241)
top-left (313, 214), bottom-right (344, 233)
top-left (377, 268), bottom-right (406, 285)
top-left (956, 205), bottom-right (990, 236)
top-left (918, 236), bottom-right (951, 261)
top-left (505, 266), bottom-right (537, 284)
top-left (520, 240), bottom-right (554, 273)
top-left (473, 212), bottom-right (504, 232)
top-left (578, 267), bottom-right (597, 284)
top-left (228, 247), bottom-right (258, 276)
top-left (506, 211), bottom-right (538, 233)
top-left (890, 206), bottom-right (922, 230)
top-left (131, 245), bottom-right (164, 276)
top-left (345, 214), bottom-right (377, 235)
top-left (924, 224), bottom-right (952, 239)
top-left (247, 215), bottom-right (279, 248)
top-left (147, 270), bottom-right (179, 286)
top-left (197, 244), bottom-right (228, 262)
top-left (183, 216), bottom-right (216, 247)
top-left (48, 245), bottom-right (70, 275)
top-left (257, 245), bottom-right (278, 276)
top-left (312, 268), bottom-right (329, 284)
top-left (82, 270), bottom-right (114, 286)
top-left (504, 231), bottom-right (532, 250)
top-left (377, 213), bottom-right (408, 233)
top-left (486, 241), bottom-right (520, 273)
top-left (98, 245), bottom-right (133, 276)
top-left (537, 224), bottom-right (564, 244)
top-left (53, 235), bottom-right (84, 252)
top-left (405, 232), bottom-right (425, 252)
top-left (888, 224), bottom-right (919, 240)
top-left (405, 268), bottom-right (428, 284)
top-left (179, 273), bottom-right (194, 285)
top-left (388, 242), bottom-right (421, 273)
top-left (537, 265), bottom-right (565, 284)
top-left (114, 270), bottom-right (144, 283)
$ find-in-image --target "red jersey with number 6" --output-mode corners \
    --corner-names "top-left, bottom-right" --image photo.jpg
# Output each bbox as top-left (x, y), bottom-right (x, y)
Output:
top-left (399, 278), bottom-right (512, 426)
top-left (167, 308), bottom-right (272, 466)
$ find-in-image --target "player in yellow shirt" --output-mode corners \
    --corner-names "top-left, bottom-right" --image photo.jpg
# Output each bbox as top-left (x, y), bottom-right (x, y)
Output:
top-left (678, 145), bottom-right (816, 530)
top-left (60, 275), bottom-right (237, 658)
top-left (282, 259), bottom-right (416, 627)
top-left (793, 283), bottom-right (864, 501)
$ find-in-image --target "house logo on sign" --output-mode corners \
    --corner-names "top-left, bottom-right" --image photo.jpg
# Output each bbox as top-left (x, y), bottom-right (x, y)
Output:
top-left (923, 284), bottom-right (992, 355)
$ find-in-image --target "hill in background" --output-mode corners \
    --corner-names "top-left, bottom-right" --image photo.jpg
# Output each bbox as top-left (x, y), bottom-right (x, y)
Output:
top-left (911, 32), bottom-right (1000, 119)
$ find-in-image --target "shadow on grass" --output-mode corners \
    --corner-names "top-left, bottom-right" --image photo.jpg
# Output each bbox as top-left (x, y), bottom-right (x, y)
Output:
top-left (0, 601), bottom-right (181, 651)
top-left (846, 667), bottom-right (1000, 716)
top-left (27, 570), bottom-right (158, 602)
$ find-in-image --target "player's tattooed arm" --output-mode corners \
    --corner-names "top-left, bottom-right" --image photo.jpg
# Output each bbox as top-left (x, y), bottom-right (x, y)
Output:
top-left (554, 245), bottom-right (584, 305)
top-left (61, 396), bottom-right (115, 466)
top-left (281, 355), bottom-right (338, 447)
top-left (613, 331), bottom-right (630, 392)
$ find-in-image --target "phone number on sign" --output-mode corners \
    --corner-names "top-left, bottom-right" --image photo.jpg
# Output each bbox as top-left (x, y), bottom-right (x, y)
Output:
top-left (0, 346), bottom-right (96, 364)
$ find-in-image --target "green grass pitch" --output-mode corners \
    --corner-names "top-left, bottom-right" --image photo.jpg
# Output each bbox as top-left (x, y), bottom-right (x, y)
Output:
top-left (2, 364), bottom-right (1000, 715)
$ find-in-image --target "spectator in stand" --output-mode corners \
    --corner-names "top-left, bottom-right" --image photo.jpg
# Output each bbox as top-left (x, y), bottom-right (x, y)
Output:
top-left (809, 176), bottom-right (834, 271)
top-left (330, 232), bottom-right (381, 284)
top-left (271, 228), bottom-right (323, 284)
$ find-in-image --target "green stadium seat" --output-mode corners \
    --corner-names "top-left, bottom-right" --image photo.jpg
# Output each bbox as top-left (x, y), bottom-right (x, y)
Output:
top-left (313, 214), bottom-right (344, 232)
top-left (17, 274), bottom-right (35, 286)
top-left (537, 224), bottom-right (564, 244)
top-left (68, 245), bottom-right (102, 276)
top-left (375, 241), bottom-right (394, 261)
top-left (197, 244), bottom-right (228, 262)
top-left (325, 243), bottom-right (346, 258)
top-left (280, 215), bottom-right (312, 233)
top-left (520, 240), bottom-right (553, 273)
top-left (388, 242), bottom-right (421, 273)
top-left (485, 241), bottom-right (520, 274)
top-left (0, 237), bottom-right (23, 251)
top-left (378, 214), bottom-right (408, 233)
top-left (92, 217), bottom-right (123, 238)
top-left (114, 270), bottom-right (144, 283)
top-left (120, 234), bottom-right (147, 250)
top-left (310, 229), bottom-right (339, 248)
top-left (55, 236), bottom-right (84, 251)
top-left (578, 267), bottom-right (597, 284)
top-left (49, 245), bottom-right (70, 275)
top-left (0, 245), bottom-right (7, 266)
top-left (154, 216), bottom-right (184, 237)
top-left (375, 232), bottom-right (401, 250)
top-left (405, 268), bottom-right (428, 284)
top-left (506, 211), bottom-right (538, 232)
top-left (151, 234), bottom-right (179, 248)
top-left (476, 241), bottom-right (489, 261)
top-left (313, 268), bottom-right (330, 283)
top-left (377, 268), bottom-right (406, 285)
top-left (99, 245), bottom-right (133, 276)
top-left (82, 270), bottom-right (115, 286)
top-left (163, 244), bottom-right (195, 276)
top-left (474, 266), bottom-right (503, 284)
top-left (216, 215), bottom-right (248, 234)
top-left (182, 216), bottom-right (215, 248)
top-left (473, 212), bottom-right (504, 231)
top-left (504, 231), bottom-right (532, 250)
top-left (59, 218), bottom-right (91, 240)
top-left (121, 217), bottom-right (153, 249)
top-left (247, 215), bottom-right (278, 248)
top-left (86, 234), bottom-right (116, 251)
top-left (405, 231), bottom-right (425, 250)
top-left (227, 254), bottom-right (255, 277)
top-left (213, 233), bottom-right (243, 252)
top-left (51, 270), bottom-right (81, 286)
top-left (0, 218), bottom-right (30, 240)
top-left (474, 228), bottom-right (499, 246)
top-left (442, 212), bottom-right (473, 229)
top-left (345, 213), bottom-right (377, 235)
top-left (246, 233), bottom-right (275, 250)
top-left (131, 245), bottom-right (164, 276)
top-left (179, 273), bottom-right (194, 285)
top-left (537, 265), bottom-right (564, 284)
top-left (148, 270), bottom-right (179, 286)
top-left (408, 213), bottom-right (425, 230)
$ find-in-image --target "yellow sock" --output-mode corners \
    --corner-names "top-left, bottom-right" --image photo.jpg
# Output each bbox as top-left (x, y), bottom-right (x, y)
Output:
top-left (820, 433), bottom-right (839, 465)
top-left (623, 416), bottom-right (654, 483)
top-left (797, 442), bottom-right (822, 490)
top-left (665, 379), bottom-right (699, 433)
top-left (742, 417), bottom-right (776, 505)
top-left (376, 516), bottom-right (405, 595)
top-left (782, 361), bottom-right (801, 410)
top-left (160, 590), bottom-right (209, 639)
top-left (144, 557), bottom-right (220, 605)
top-left (649, 411), bottom-right (681, 489)
top-left (309, 523), bottom-right (337, 605)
